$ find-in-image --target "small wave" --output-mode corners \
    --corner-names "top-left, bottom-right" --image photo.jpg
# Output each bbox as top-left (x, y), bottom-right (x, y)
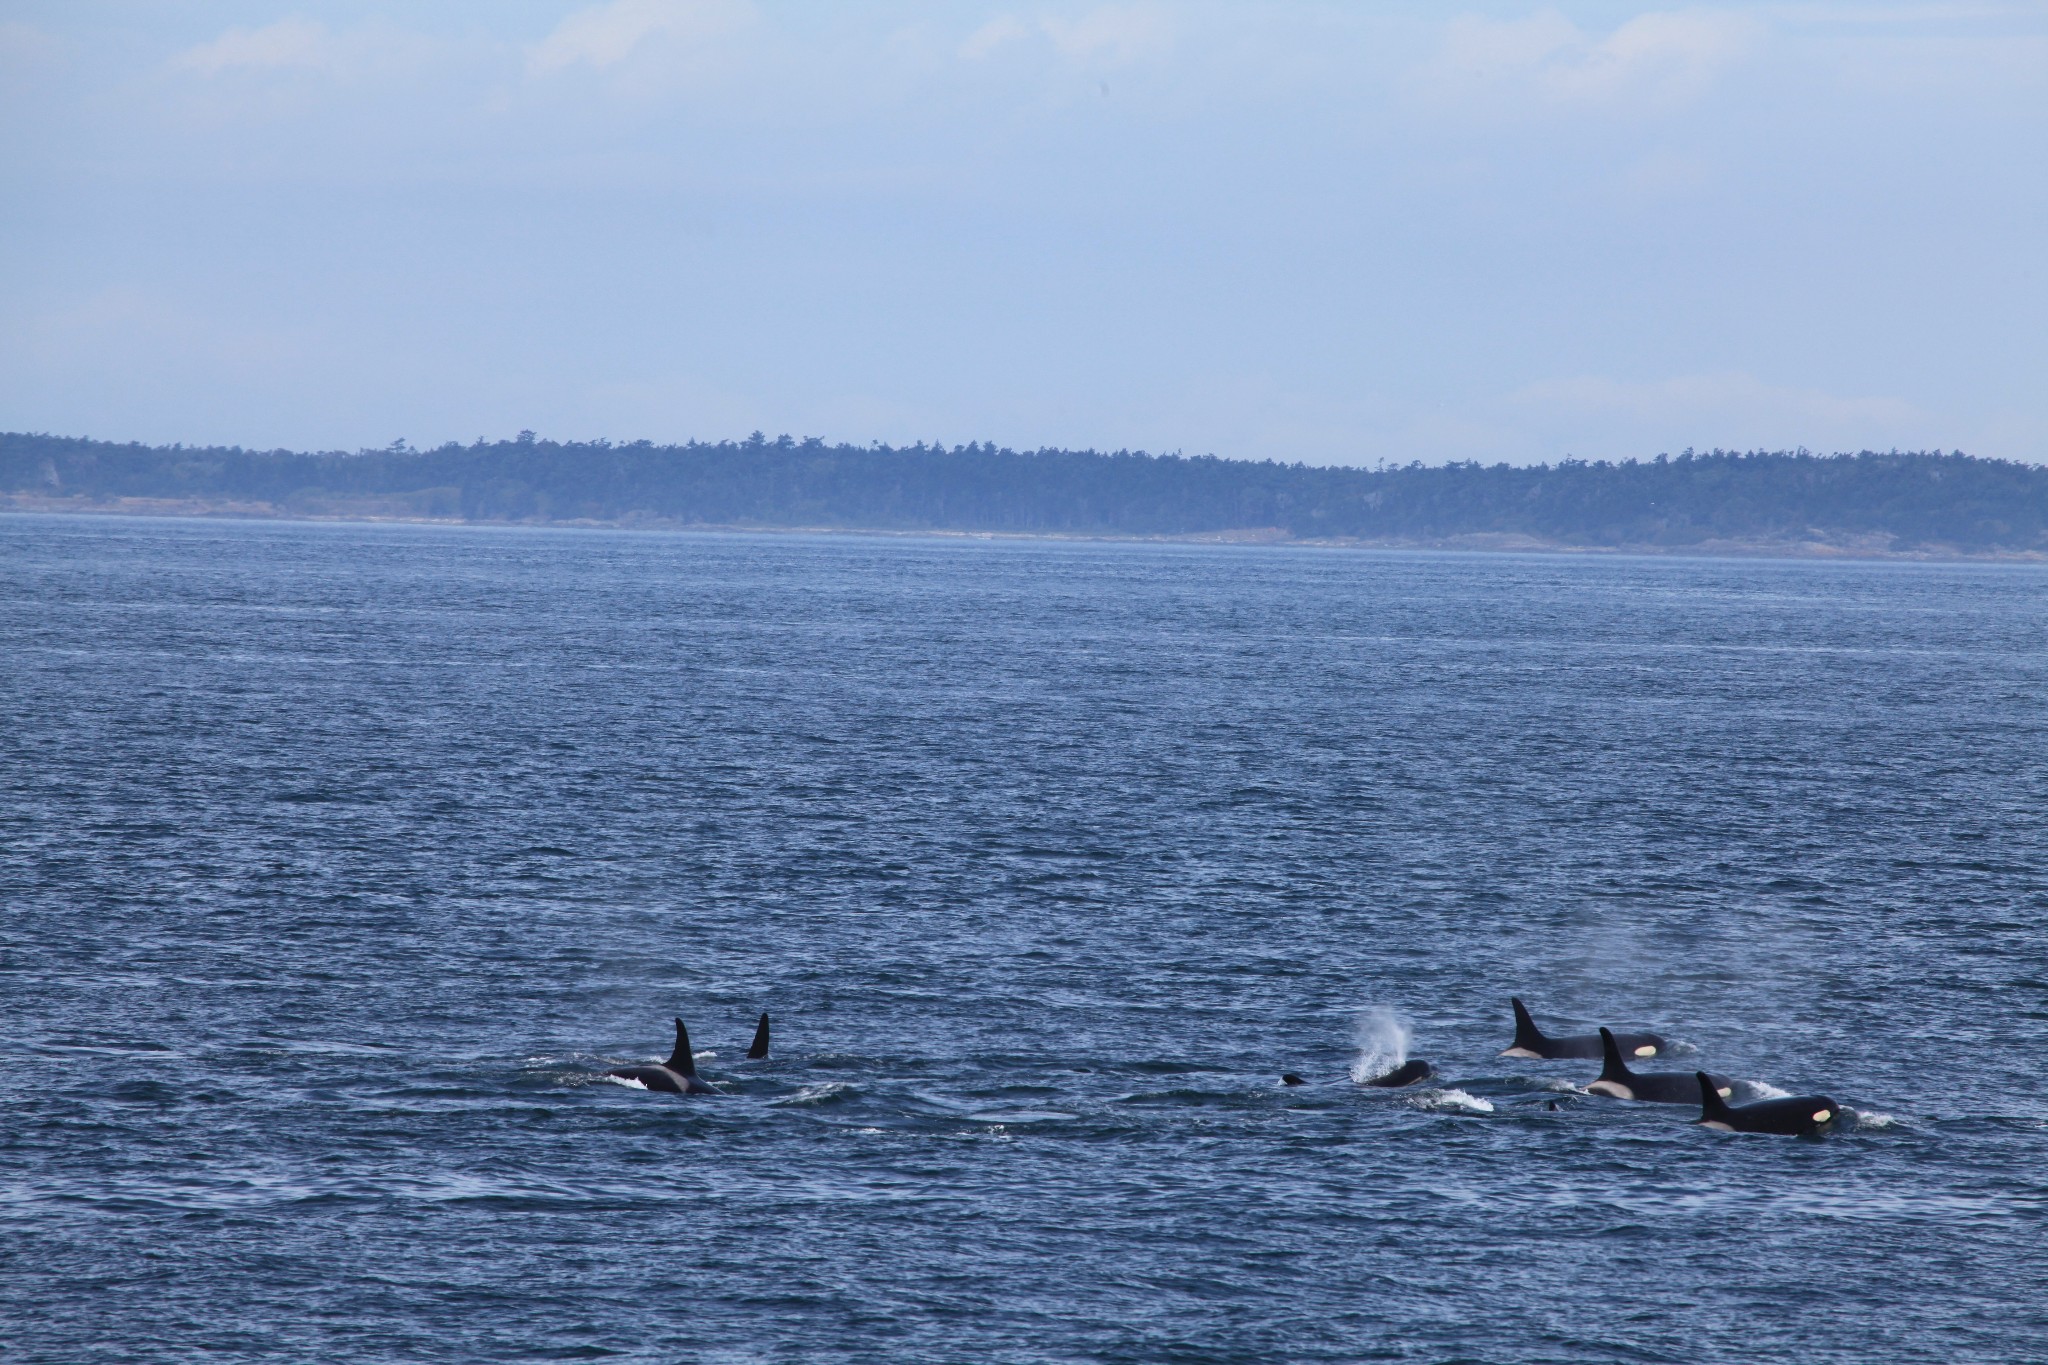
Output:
top-left (773, 1082), bottom-right (856, 1107)
top-left (1846, 1107), bottom-right (1900, 1130)
top-left (271, 788), bottom-right (346, 804)
top-left (1114, 1087), bottom-right (1255, 1108)
top-left (1741, 1080), bottom-right (1792, 1100)
top-left (1347, 1005), bottom-right (1412, 1086)
top-left (1413, 1088), bottom-right (1494, 1114)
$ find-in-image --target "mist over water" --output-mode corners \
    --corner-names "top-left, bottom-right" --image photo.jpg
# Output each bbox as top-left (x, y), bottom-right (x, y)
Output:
top-left (3, 515), bottom-right (2046, 1364)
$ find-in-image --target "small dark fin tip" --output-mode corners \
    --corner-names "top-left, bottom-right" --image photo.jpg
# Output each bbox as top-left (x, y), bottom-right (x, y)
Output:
top-left (1281, 1074), bottom-right (1306, 1086)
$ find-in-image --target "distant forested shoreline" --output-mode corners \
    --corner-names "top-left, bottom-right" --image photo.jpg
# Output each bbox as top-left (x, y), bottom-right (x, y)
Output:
top-left (4, 430), bottom-right (2045, 557)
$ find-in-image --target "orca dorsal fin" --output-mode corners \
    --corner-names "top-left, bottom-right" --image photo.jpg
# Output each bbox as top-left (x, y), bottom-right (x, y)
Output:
top-left (1511, 997), bottom-right (1546, 1051)
top-left (665, 1018), bottom-right (697, 1076)
top-left (1696, 1071), bottom-right (1731, 1122)
top-left (747, 1012), bottom-right (770, 1060)
top-left (1598, 1027), bottom-right (1633, 1083)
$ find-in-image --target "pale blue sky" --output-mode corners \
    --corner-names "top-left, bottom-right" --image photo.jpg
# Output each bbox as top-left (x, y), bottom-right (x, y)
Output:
top-left (2, 2), bottom-right (2042, 464)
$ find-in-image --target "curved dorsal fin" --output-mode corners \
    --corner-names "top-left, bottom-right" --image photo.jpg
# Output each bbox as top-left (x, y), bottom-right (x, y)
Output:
top-left (1696, 1071), bottom-right (1731, 1122)
top-left (665, 1018), bottom-right (697, 1076)
top-left (1511, 997), bottom-right (1546, 1051)
top-left (747, 1012), bottom-right (771, 1060)
top-left (1598, 1027), bottom-right (1633, 1084)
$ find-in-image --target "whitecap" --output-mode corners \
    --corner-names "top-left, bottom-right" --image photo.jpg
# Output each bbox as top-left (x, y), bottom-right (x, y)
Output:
top-left (1413, 1088), bottom-right (1494, 1114)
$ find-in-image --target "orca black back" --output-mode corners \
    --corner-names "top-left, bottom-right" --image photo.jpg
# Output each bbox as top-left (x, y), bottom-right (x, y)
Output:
top-left (1588, 1028), bottom-right (1730, 1104)
top-left (1362, 1059), bottom-right (1434, 1088)
top-left (1697, 1072), bottom-right (1839, 1136)
top-left (607, 1017), bottom-right (716, 1096)
top-left (1504, 998), bottom-right (1664, 1060)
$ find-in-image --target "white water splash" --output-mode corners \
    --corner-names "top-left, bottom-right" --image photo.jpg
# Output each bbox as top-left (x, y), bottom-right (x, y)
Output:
top-left (1347, 1006), bottom-right (1412, 1085)
top-left (1415, 1088), bottom-right (1494, 1114)
top-left (1742, 1079), bottom-right (1793, 1100)
top-left (1847, 1107), bottom-right (1899, 1130)
top-left (604, 1074), bottom-right (649, 1090)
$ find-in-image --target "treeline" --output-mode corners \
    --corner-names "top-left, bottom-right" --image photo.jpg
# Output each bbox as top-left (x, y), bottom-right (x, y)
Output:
top-left (4, 429), bottom-right (2045, 552)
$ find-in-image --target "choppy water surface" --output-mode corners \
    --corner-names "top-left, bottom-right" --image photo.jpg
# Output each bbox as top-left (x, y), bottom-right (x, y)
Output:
top-left (3, 515), bottom-right (2045, 1364)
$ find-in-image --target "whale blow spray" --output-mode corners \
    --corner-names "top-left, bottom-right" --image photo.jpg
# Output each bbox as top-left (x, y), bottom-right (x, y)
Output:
top-left (1348, 1007), bottom-right (1412, 1086)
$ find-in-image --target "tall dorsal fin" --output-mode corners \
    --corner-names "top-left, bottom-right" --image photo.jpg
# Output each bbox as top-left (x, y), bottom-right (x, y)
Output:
top-left (1511, 997), bottom-right (1546, 1051)
top-left (665, 1018), bottom-right (697, 1077)
top-left (747, 1012), bottom-right (771, 1060)
top-left (1696, 1071), bottom-right (1731, 1123)
top-left (1598, 1027), bottom-right (1633, 1084)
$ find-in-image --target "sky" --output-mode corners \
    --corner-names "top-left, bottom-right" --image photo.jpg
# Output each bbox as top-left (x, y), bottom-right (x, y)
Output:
top-left (1, 2), bottom-right (2043, 466)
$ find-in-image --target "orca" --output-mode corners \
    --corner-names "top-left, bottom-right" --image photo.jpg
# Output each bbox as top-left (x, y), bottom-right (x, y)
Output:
top-left (1696, 1072), bottom-right (1839, 1136)
top-left (1585, 1028), bottom-right (1729, 1104)
top-left (1359, 1059), bottom-right (1435, 1088)
top-left (747, 1012), bottom-right (771, 1060)
top-left (608, 1018), bottom-right (718, 1095)
top-left (1500, 997), bottom-right (1665, 1060)
top-left (1281, 1073), bottom-right (1307, 1086)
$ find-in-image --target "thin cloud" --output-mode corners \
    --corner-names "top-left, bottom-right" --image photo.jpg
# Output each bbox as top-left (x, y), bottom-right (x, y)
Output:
top-left (171, 16), bottom-right (439, 79)
top-left (960, 5), bottom-right (1172, 65)
top-left (1042, 4), bottom-right (1173, 65)
top-left (175, 17), bottom-right (331, 74)
top-left (1415, 7), bottom-right (1761, 114)
top-left (527, 0), bottom-right (754, 75)
top-left (961, 15), bottom-right (1032, 60)
top-left (0, 19), bottom-right (60, 68)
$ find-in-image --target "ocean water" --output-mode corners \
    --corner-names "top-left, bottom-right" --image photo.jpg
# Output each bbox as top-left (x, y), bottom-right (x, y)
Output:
top-left (3, 514), bottom-right (2045, 1365)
